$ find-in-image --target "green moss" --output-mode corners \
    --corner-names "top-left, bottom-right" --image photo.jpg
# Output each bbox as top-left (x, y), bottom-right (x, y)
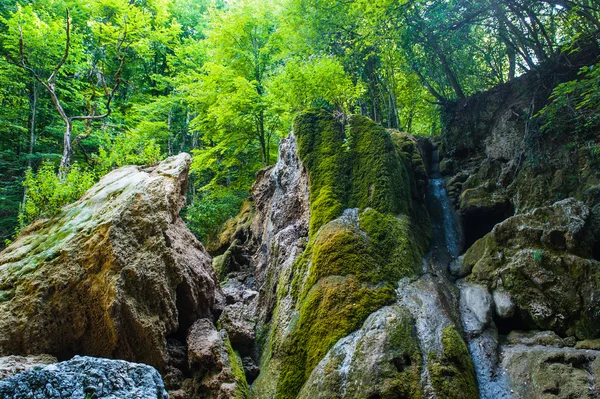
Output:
top-left (359, 209), bottom-right (421, 280)
top-left (575, 338), bottom-right (600, 350)
top-left (429, 325), bottom-right (478, 399)
top-left (275, 276), bottom-right (395, 399)
top-left (225, 335), bottom-right (250, 399)
top-left (258, 110), bottom-right (431, 398)
top-left (379, 312), bottom-right (424, 399)
top-left (348, 117), bottom-right (410, 214)
top-left (294, 109), bottom-right (349, 236)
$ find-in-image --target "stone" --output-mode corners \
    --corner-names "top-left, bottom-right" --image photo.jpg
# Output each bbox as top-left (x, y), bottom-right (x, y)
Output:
top-left (439, 158), bottom-right (454, 176)
top-left (492, 289), bottom-right (515, 319)
top-left (0, 154), bottom-right (224, 371)
top-left (501, 345), bottom-right (600, 398)
top-left (458, 281), bottom-right (492, 336)
top-left (300, 305), bottom-right (423, 399)
top-left (449, 254), bottom-right (470, 277)
top-left (466, 199), bottom-right (600, 338)
top-left (242, 357), bottom-right (260, 383)
top-left (506, 330), bottom-right (570, 347)
top-left (187, 319), bottom-right (223, 371)
top-left (0, 356), bottom-right (169, 399)
top-left (219, 302), bottom-right (256, 349)
top-left (185, 319), bottom-right (248, 399)
top-left (0, 354), bottom-right (57, 380)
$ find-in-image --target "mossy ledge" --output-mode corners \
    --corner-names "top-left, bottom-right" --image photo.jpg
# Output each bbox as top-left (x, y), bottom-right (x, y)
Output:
top-left (254, 110), bottom-right (431, 398)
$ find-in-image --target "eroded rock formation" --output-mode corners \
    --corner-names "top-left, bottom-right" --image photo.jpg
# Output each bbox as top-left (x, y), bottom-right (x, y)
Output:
top-left (0, 154), bottom-right (224, 378)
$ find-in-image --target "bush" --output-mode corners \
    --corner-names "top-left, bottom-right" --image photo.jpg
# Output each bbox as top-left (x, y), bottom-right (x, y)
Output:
top-left (20, 162), bottom-right (96, 227)
top-left (538, 62), bottom-right (600, 137)
top-left (184, 186), bottom-right (247, 242)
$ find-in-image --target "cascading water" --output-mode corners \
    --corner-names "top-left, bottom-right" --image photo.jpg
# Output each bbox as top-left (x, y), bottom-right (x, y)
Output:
top-left (425, 146), bottom-right (511, 399)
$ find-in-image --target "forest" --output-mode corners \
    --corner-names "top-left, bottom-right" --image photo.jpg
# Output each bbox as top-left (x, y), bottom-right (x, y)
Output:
top-left (1, 0), bottom-right (600, 398)
top-left (0, 0), bottom-right (598, 246)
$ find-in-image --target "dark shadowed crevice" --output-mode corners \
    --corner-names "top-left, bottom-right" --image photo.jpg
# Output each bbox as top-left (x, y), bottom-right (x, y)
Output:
top-left (461, 201), bottom-right (514, 249)
top-left (493, 310), bottom-right (532, 336)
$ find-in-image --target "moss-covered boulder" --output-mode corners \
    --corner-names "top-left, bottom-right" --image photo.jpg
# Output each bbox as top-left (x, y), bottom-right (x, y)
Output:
top-left (299, 305), bottom-right (423, 399)
top-left (0, 154), bottom-right (224, 371)
top-left (465, 198), bottom-right (600, 338)
top-left (500, 345), bottom-right (600, 398)
top-left (251, 110), bottom-right (435, 398)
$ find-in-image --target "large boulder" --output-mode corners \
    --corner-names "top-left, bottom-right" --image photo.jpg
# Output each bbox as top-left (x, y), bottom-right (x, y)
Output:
top-left (0, 154), bottom-right (224, 371)
top-left (465, 198), bottom-right (600, 338)
top-left (0, 356), bottom-right (169, 399)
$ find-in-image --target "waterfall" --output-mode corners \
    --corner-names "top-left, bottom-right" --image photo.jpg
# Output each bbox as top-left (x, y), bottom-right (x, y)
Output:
top-left (424, 145), bottom-right (511, 399)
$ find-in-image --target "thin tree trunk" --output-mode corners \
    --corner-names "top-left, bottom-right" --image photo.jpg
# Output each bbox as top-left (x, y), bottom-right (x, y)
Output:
top-left (22, 79), bottom-right (38, 207)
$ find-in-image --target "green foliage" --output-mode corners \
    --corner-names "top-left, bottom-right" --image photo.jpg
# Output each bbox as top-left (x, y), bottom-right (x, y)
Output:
top-left (19, 161), bottom-right (95, 226)
top-left (539, 62), bottom-right (600, 137)
top-left (184, 186), bottom-right (247, 242)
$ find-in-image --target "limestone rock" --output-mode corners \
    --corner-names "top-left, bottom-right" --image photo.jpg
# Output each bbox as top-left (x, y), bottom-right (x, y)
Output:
top-left (185, 319), bottom-right (248, 399)
top-left (300, 305), bottom-right (422, 399)
top-left (458, 281), bottom-right (492, 336)
top-left (492, 289), bottom-right (515, 319)
top-left (466, 198), bottom-right (600, 338)
top-left (506, 330), bottom-right (573, 347)
top-left (0, 356), bottom-right (169, 399)
top-left (219, 302), bottom-right (256, 349)
top-left (501, 346), bottom-right (600, 398)
top-left (0, 354), bottom-right (57, 380)
top-left (0, 154), bottom-right (224, 371)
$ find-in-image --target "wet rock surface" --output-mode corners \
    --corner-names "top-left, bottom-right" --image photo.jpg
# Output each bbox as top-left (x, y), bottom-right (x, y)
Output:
top-left (0, 154), bottom-right (224, 371)
top-left (0, 356), bottom-right (169, 399)
top-left (184, 319), bottom-right (248, 399)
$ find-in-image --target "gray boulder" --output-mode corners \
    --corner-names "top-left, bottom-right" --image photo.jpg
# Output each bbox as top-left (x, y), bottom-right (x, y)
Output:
top-left (0, 356), bottom-right (169, 398)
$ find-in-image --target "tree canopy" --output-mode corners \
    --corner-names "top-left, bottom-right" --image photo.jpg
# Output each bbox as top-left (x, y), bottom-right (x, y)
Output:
top-left (0, 0), bottom-right (597, 244)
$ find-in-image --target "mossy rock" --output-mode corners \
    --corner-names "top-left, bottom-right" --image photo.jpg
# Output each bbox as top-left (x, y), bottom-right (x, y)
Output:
top-left (466, 199), bottom-right (600, 338)
top-left (254, 110), bottom-right (430, 398)
top-left (428, 325), bottom-right (478, 399)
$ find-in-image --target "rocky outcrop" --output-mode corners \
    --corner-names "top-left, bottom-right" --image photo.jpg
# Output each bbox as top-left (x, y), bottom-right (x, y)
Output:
top-left (211, 111), bottom-right (481, 398)
top-left (440, 43), bottom-right (600, 247)
top-left (465, 198), bottom-right (600, 338)
top-left (0, 153), bottom-right (224, 373)
top-left (178, 319), bottom-right (248, 399)
top-left (0, 356), bottom-right (169, 398)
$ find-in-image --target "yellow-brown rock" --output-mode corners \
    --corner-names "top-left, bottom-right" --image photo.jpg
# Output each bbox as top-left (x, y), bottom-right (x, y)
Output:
top-left (0, 154), bottom-right (224, 371)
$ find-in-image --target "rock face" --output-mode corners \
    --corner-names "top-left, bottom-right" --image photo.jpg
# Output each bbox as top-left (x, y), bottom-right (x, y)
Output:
top-left (211, 111), bottom-right (480, 399)
top-left (182, 319), bottom-right (248, 399)
top-left (440, 44), bottom-right (600, 248)
top-left (465, 198), bottom-right (600, 338)
top-left (0, 356), bottom-right (169, 398)
top-left (501, 345), bottom-right (600, 398)
top-left (0, 154), bottom-right (224, 371)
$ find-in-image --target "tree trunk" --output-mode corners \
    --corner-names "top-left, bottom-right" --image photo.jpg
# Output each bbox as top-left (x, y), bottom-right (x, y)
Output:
top-left (22, 79), bottom-right (38, 207)
top-left (59, 120), bottom-right (73, 173)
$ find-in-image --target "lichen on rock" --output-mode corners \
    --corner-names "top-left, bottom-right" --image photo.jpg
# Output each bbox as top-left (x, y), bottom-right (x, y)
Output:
top-left (465, 198), bottom-right (600, 338)
top-left (0, 153), bottom-right (224, 373)
top-left (252, 110), bottom-right (431, 398)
